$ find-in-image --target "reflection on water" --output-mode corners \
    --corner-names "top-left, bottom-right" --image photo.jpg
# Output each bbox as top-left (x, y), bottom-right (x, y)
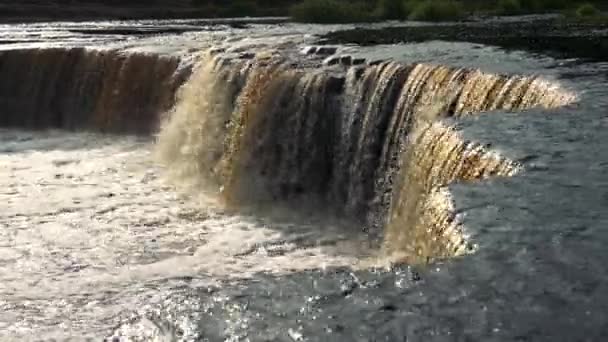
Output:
top-left (0, 18), bottom-right (607, 341)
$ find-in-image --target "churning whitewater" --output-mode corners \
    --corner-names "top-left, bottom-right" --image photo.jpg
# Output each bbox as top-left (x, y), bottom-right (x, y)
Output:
top-left (156, 48), bottom-right (575, 263)
top-left (2, 19), bottom-right (596, 340)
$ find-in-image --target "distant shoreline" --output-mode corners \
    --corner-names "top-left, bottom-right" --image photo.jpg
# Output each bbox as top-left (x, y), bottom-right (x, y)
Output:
top-left (0, 4), bottom-right (289, 24)
top-left (1, 1), bottom-right (605, 24)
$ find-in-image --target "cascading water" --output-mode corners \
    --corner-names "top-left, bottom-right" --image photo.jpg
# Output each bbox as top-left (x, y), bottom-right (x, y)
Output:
top-left (0, 47), bottom-right (189, 134)
top-left (0, 44), bottom-right (576, 264)
top-left (2, 20), bottom-right (607, 341)
top-left (156, 50), bottom-right (576, 263)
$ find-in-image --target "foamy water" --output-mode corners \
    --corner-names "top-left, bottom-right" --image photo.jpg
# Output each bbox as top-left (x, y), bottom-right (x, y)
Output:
top-left (0, 129), bottom-right (373, 339)
top-left (2, 15), bottom-right (608, 341)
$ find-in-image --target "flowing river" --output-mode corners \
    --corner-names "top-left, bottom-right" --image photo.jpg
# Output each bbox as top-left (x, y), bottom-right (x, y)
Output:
top-left (1, 17), bottom-right (608, 341)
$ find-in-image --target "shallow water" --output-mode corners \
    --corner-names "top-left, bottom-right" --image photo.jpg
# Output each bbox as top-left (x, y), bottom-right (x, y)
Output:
top-left (1, 18), bottom-right (608, 341)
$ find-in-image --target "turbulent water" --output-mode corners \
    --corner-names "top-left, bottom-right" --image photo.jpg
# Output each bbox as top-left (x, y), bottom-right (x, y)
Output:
top-left (156, 50), bottom-right (575, 262)
top-left (1, 18), bottom-right (607, 341)
top-left (0, 48), bottom-right (188, 133)
top-left (0, 129), bottom-right (374, 339)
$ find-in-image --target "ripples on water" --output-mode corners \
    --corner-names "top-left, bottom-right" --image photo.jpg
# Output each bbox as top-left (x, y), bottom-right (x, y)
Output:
top-left (0, 129), bottom-right (378, 339)
top-left (1, 19), bottom-right (608, 341)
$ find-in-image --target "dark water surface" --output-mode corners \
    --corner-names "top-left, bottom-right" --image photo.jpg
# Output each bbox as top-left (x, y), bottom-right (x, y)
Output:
top-left (1, 17), bottom-right (607, 341)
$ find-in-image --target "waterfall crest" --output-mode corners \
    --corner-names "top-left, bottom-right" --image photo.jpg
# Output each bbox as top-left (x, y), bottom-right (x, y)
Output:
top-left (0, 46), bottom-right (575, 263)
top-left (156, 50), bottom-right (575, 262)
top-left (0, 48), bottom-right (188, 133)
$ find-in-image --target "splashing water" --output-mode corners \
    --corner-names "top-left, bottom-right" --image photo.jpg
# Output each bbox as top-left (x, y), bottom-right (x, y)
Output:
top-left (156, 49), bottom-right (576, 263)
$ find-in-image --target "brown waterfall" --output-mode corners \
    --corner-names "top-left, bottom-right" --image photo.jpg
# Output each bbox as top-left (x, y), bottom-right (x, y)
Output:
top-left (0, 46), bottom-right (576, 263)
top-left (0, 48), bottom-right (189, 134)
top-left (157, 51), bottom-right (575, 263)
top-left (384, 122), bottom-right (521, 262)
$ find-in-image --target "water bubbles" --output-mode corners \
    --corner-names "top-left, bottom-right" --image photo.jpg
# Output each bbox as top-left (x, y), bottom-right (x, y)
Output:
top-left (288, 328), bottom-right (304, 341)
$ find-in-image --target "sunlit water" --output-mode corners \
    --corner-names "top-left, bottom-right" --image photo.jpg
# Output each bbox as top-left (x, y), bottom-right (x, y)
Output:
top-left (0, 130), bottom-right (376, 339)
top-left (1, 18), bottom-right (608, 341)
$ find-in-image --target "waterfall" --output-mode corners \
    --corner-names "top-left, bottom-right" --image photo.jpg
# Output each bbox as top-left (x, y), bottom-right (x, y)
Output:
top-left (156, 50), bottom-right (575, 263)
top-left (0, 48), bottom-right (189, 134)
top-left (384, 122), bottom-right (521, 262)
top-left (0, 46), bottom-right (576, 263)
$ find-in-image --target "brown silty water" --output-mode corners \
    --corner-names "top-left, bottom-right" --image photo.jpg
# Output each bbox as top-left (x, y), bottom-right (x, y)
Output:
top-left (1, 20), bottom-right (602, 340)
top-left (155, 50), bottom-right (576, 264)
top-left (0, 46), bottom-right (576, 265)
top-left (0, 48), bottom-right (189, 133)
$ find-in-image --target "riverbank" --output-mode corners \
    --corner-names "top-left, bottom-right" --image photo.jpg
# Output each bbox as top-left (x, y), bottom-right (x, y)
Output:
top-left (0, 1), bottom-right (288, 23)
top-left (322, 17), bottom-right (608, 62)
top-left (289, 0), bottom-right (608, 24)
top-left (2, 0), bottom-right (607, 24)
top-left (2, 16), bottom-right (608, 341)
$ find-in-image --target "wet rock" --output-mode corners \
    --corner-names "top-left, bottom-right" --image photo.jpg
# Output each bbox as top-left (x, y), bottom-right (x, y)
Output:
top-left (322, 20), bottom-right (608, 62)
top-left (352, 58), bottom-right (366, 65)
top-left (301, 46), bottom-right (318, 55)
top-left (368, 59), bottom-right (385, 66)
top-left (228, 22), bottom-right (248, 29)
top-left (239, 52), bottom-right (256, 60)
top-left (316, 46), bottom-right (338, 55)
top-left (339, 277), bottom-right (358, 296)
top-left (323, 56), bottom-right (341, 66)
top-left (209, 48), bottom-right (226, 56)
top-left (339, 55), bottom-right (352, 66)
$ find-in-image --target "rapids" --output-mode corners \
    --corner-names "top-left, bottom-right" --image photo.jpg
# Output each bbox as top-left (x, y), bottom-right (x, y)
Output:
top-left (1, 17), bottom-right (607, 341)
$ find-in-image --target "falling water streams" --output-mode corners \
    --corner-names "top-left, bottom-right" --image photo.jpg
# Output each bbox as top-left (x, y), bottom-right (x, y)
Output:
top-left (156, 52), bottom-right (574, 262)
top-left (1, 19), bottom-right (608, 341)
